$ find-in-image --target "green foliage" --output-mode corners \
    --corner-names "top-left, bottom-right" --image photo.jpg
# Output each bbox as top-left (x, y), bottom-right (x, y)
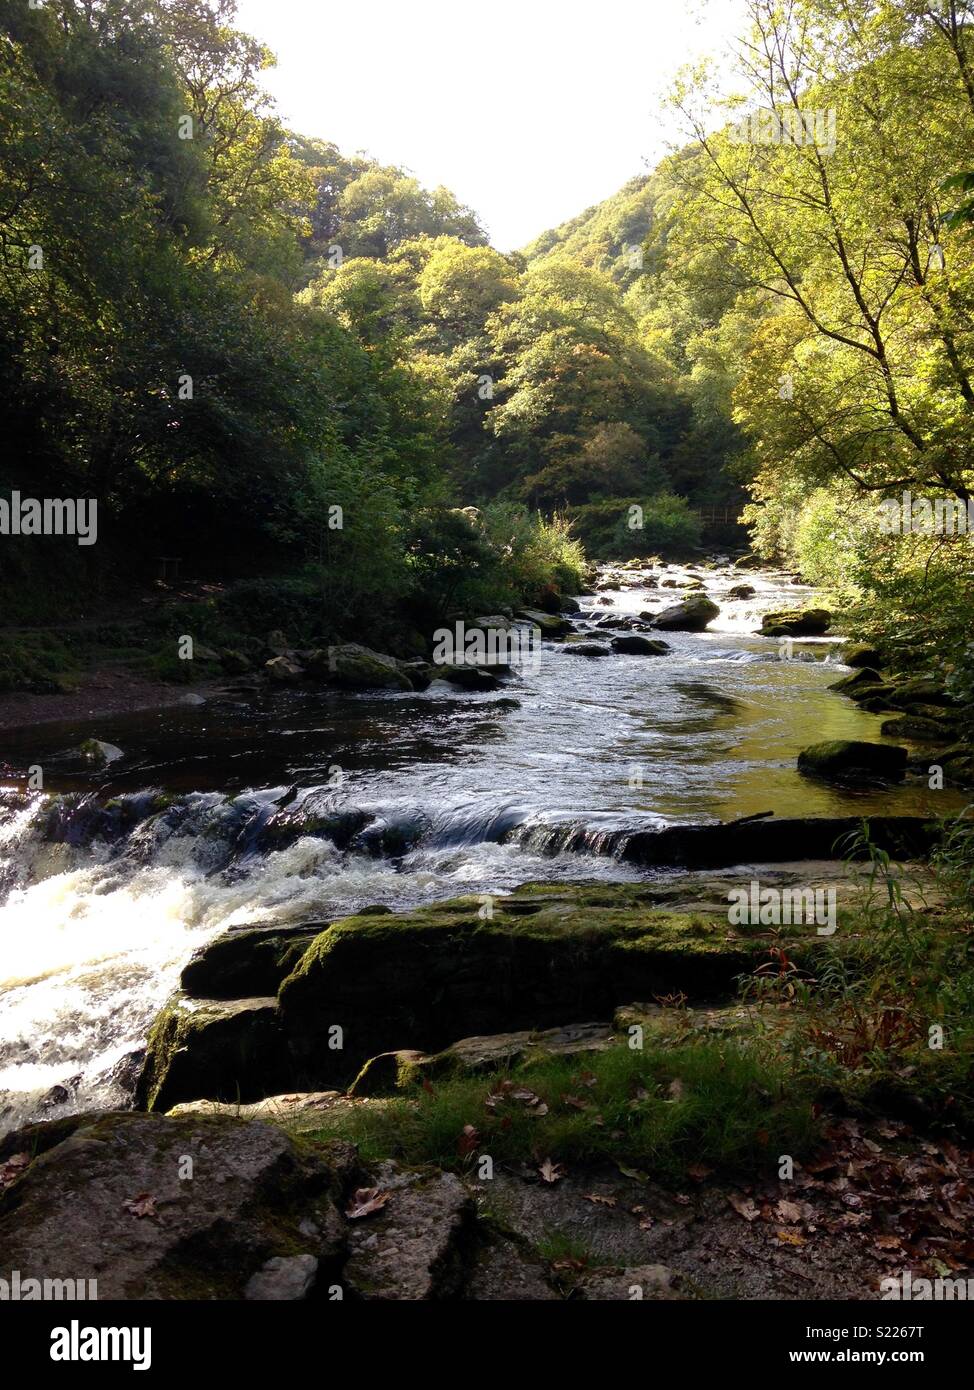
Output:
top-left (0, 632), bottom-right (77, 693)
top-left (570, 493), bottom-right (703, 559)
top-left (660, 0), bottom-right (974, 680)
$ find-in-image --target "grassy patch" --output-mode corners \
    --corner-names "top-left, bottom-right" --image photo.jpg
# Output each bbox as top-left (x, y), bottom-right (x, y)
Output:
top-left (0, 632), bottom-right (79, 693)
top-left (303, 1040), bottom-right (819, 1184)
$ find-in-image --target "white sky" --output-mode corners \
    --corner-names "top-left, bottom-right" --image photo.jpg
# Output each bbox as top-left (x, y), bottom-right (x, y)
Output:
top-left (234, 0), bottom-right (746, 250)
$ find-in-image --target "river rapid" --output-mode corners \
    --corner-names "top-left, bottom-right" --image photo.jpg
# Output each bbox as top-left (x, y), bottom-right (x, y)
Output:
top-left (0, 560), bottom-right (955, 1133)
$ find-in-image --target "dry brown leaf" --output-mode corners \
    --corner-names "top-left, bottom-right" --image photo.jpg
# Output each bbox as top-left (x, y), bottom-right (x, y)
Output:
top-left (123, 1192), bottom-right (158, 1220)
top-left (728, 1193), bottom-right (761, 1222)
top-left (345, 1186), bottom-right (390, 1219)
top-left (538, 1158), bottom-right (565, 1184)
top-left (0, 1152), bottom-right (29, 1189)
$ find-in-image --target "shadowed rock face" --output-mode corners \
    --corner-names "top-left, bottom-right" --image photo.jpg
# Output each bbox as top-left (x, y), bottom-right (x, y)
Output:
top-left (135, 995), bottom-right (290, 1113)
top-left (139, 885), bottom-right (774, 1108)
top-left (0, 1111), bottom-right (351, 1300)
top-left (797, 741), bottom-right (908, 785)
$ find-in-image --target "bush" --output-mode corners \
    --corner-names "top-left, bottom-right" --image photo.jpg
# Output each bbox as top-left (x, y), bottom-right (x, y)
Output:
top-left (569, 492), bottom-right (702, 559)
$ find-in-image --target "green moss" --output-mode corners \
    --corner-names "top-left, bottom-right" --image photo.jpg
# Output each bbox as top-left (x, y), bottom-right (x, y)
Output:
top-left (275, 884), bottom-right (825, 1092)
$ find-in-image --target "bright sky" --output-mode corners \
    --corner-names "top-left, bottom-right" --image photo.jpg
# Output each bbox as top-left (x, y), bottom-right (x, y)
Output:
top-left (234, 0), bottom-right (746, 250)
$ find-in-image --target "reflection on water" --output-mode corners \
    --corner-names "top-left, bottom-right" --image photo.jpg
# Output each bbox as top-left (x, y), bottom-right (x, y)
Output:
top-left (0, 562), bottom-right (962, 1130)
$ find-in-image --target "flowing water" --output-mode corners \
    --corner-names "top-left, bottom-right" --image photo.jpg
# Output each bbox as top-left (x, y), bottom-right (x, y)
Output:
top-left (0, 563), bottom-right (957, 1133)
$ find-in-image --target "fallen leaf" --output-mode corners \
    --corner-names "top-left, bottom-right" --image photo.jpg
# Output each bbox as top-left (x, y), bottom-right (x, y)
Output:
top-left (776, 1228), bottom-right (806, 1246)
top-left (123, 1193), bottom-right (158, 1220)
top-left (583, 1193), bottom-right (618, 1208)
top-left (728, 1193), bottom-right (761, 1222)
top-left (616, 1163), bottom-right (651, 1182)
top-left (561, 1094), bottom-right (590, 1112)
top-left (0, 1153), bottom-right (29, 1189)
top-left (538, 1158), bottom-right (565, 1184)
top-left (345, 1186), bottom-right (390, 1219)
top-left (775, 1199), bottom-right (802, 1224)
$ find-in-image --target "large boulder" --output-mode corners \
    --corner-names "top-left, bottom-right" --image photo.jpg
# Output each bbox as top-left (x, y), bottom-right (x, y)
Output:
top-left (881, 715), bottom-right (960, 742)
top-left (561, 641), bottom-right (611, 656)
top-left (842, 643), bottom-right (882, 669)
top-left (275, 889), bottom-right (782, 1090)
top-left (885, 678), bottom-right (955, 708)
top-left (797, 740), bottom-right (908, 784)
top-left (516, 609), bottom-right (572, 637)
top-left (760, 608), bottom-right (831, 637)
top-left (432, 664), bottom-right (501, 690)
top-left (0, 1112), bottom-right (349, 1299)
top-left (306, 644), bottom-right (412, 691)
top-left (652, 595), bottom-right (720, 632)
top-left (264, 655), bottom-right (304, 683)
top-left (610, 635), bottom-right (671, 656)
top-left (828, 667), bottom-right (885, 695)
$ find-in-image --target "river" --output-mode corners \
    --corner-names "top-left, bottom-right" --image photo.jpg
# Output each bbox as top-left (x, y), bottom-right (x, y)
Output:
top-left (0, 560), bottom-right (955, 1133)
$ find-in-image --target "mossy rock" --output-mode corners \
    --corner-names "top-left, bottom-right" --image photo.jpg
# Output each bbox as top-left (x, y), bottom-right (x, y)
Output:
top-left (180, 925), bottom-right (325, 1000)
top-left (516, 609), bottom-right (572, 637)
top-left (828, 667), bottom-right (884, 694)
top-left (277, 885), bottom-right (809, 1090)
top-left (434, 663), bottom-right (501, 690)
top-left (880, 716), bottom-right (959, 743)
top-left (842, 644), bottom-right (883, 669)
top-left (349, 1022), bottom-right (615, 1097)
top-left (797, 740), bottom-right (908, 784)
top-left (561, 641), bottom-right (611, 656)
top-left (760, 608), bottom-right (831, 637)
top-left (136, 995), bottom-right (293, 1113)
top-left (652, 595), bottom-right (720, 631)
top-left (306, 643), bottom-right (411, 691)
top-left (610, 635), bottom-right (671, 655)
top-left (0, 1111), bottom-right (349, 1299)
top-left (885, 678), bottom-right (955, 708)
